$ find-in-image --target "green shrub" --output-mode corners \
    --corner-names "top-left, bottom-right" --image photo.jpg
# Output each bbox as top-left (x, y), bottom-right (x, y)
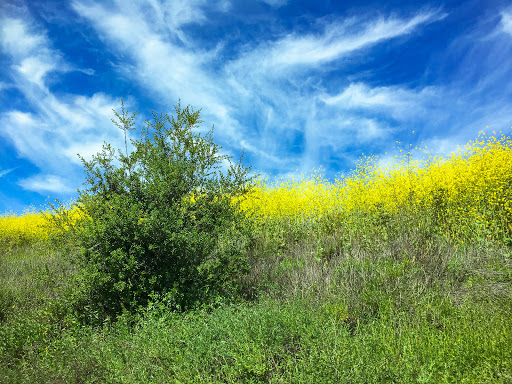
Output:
top-left (71, 100), bottom-right (254, 321)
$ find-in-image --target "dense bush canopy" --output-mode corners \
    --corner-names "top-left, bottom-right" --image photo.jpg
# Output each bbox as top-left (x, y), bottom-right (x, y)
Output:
top-left (72, 101), bottom-right (255, 319)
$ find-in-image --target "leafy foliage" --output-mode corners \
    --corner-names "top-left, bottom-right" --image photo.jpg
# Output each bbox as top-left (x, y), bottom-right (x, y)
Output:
top-left (2, 127), bottom-right (512, 382)
top-left (73, 101), bottom-right (254, 319)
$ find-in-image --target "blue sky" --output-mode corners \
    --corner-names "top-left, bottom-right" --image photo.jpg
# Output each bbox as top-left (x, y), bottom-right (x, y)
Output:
top-left (1, 0), bottom-right (512, 214)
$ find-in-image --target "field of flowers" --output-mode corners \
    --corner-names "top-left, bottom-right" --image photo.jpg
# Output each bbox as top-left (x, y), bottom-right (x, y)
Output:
top-left (238, 130), bottom-right (512, 242)
top-left (0, 210), bottom-right (52, 246)
top-left (2, 130), bottom-right (512, 246)
top-left (0, 206), bottom-right (85, 247)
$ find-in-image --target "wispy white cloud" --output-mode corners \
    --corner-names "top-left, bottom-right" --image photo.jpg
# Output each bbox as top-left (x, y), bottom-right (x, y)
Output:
top-left (1, 94), bottom-right (122, 172)
top-left (0, 16), bottom-right (64, 90)
top-left (78, 68), bottom-right (95, 75)
top-left (258, 0), bottom-right (288, 8)
top-left (0, 17), bottom-right (46, 58)
top-left (146, 0), bottom-right (209, 40)
top-left (0, 167), bottom-right (18, 178)
top-left (18, 174), bottom-right (74, 193)
top-left (0, 11), bottom-right (128, 195)
top-left (234, 9), bottom-right (446, 70)
top-left (320, 82), bottom-right (441, 121)
top-left (322, 83), bottom-right (409, 109)
top-left (15, 56), bottom-right (57, 89)
top-left (71, 0), bottom-right (244, 140)
top-left (422, 136), bottom-right (462, 157)
top-left (215, 9), bottom-right (450, 173)
top-left (501, 8), bottom-right (512, 36)
top-left (72, 1), bottom-right (444, 166)
top-left (0, 81), bottom-right (10, 91)
top-left (355, 118), bottom-right (392, 142)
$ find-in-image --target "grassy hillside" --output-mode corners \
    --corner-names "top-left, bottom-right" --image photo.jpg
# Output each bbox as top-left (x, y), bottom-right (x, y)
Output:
top-left (1, 131), bottom-right (511, 383)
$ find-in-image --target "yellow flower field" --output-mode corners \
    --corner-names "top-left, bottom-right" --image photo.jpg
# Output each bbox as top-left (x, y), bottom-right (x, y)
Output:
top-left (0, 210), bottom-right (52, 246)
top-left (237, 174), bottom-right (343, 222)
top-left (2, 130), bottom-right (511, 246)
top-left (0, 205), bottom-right (86, 247)
top-left (237, 130), bottom-right (512, 240)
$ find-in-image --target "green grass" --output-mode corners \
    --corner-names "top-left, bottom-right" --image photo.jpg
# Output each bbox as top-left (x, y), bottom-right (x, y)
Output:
top-left (1, 209), bottom-right (512, 383)
top-left (2, 289), bottom-right (511, 383)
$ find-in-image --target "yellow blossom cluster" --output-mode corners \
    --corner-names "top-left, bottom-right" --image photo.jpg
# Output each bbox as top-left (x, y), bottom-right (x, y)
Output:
top-left (0, 205), bottom-right (86, 247)
top-left (236, 175), bottom-right (342, 222)
top-left (0, 210), bottom-right (52, 246)
top-left (239, 130), bottom-right (512, 240)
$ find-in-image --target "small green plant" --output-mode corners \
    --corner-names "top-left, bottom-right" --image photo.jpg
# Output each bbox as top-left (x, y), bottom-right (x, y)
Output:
top-left (72, 100), bottom-right (255, 321)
